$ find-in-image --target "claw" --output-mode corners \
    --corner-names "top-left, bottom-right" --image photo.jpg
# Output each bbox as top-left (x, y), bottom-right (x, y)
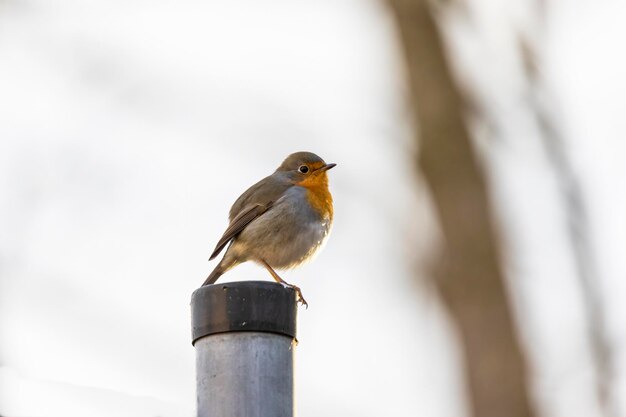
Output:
top-left (293, 286), bottom-right (308, 309)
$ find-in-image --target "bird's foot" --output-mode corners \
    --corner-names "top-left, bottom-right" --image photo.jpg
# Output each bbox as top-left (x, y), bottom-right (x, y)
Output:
top-left (258, 259), bottom-right (308, 308)
top-left (292, 285), bottom-right (308, 309)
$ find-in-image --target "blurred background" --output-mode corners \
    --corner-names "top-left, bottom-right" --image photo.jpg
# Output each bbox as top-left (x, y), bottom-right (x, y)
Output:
top-left (1, 0), bottom-right (625, 416)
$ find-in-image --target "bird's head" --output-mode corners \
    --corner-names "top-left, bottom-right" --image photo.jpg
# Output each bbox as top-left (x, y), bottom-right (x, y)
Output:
top-left (276, 151), bottom-right (336, 187)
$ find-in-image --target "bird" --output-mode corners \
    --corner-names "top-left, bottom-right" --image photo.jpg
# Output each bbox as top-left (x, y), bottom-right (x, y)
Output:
top-left (202, 151), bottom-right (336, 307)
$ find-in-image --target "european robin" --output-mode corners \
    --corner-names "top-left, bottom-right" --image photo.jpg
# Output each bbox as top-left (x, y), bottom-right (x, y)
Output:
top-left (202, 151), bottom-right (336, 307)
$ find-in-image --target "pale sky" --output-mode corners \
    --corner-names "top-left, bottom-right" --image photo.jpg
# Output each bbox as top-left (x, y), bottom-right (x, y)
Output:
top-left (1, 1), bottom-right (625, 416)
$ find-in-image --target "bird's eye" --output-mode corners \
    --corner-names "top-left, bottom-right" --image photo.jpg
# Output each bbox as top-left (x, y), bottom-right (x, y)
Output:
top-left (298, 165), bottom-right (309, 174)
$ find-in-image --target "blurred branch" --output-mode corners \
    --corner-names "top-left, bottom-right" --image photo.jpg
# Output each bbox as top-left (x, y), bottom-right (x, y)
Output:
top-left (520, 36), bottom-right (614, 417)
top-left (386, 1), bottom-right (536, 416)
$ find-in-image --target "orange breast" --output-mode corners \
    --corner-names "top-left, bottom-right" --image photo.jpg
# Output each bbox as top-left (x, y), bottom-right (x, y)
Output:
top-left (299, 173), bottom-right (333, 220)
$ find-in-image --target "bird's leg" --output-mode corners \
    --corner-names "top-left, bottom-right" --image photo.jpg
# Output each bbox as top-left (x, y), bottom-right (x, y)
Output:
top-left (259, 259), bottom-right (308, 308)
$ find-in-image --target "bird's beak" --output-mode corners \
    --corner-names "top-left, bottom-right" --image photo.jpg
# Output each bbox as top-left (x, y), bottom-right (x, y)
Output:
top-left (317, 163), bottom-right (337, 173)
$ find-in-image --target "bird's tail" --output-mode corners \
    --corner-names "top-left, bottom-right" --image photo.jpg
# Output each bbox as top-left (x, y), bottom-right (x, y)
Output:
top-left (202, 263), bottom-right (224, 286)
top-left (203, 255), bottom-right (240, 286)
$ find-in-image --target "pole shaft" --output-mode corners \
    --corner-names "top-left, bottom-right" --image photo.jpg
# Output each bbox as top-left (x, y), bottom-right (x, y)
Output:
top-left (191, 281), bottom-right (298, 417)
top-left (196, 332), bottom-right (294, 417)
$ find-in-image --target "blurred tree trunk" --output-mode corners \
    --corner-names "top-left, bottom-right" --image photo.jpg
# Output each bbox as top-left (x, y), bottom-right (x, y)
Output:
top-left (386, 1), bottom-right (536, 416)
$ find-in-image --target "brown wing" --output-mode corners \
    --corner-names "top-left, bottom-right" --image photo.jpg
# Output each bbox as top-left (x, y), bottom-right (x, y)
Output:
top-left (209, 173), bottom-right (291, 261)
top-left (228, 174), bottom-right (291, 221)
top-left (208, 201), bottom-right (273, 260)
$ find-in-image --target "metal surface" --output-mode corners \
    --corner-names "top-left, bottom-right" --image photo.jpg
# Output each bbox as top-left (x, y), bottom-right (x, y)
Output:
top-left (195, 332), bottom-right (295, 417)
top-left (192, 281), bottom-right (297, 417)
top-left (191, 281), bottom-right (297, 345)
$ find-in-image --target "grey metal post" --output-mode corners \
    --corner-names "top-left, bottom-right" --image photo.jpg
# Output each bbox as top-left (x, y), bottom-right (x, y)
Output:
top-left (191, 281), bottom-right (298, 417)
